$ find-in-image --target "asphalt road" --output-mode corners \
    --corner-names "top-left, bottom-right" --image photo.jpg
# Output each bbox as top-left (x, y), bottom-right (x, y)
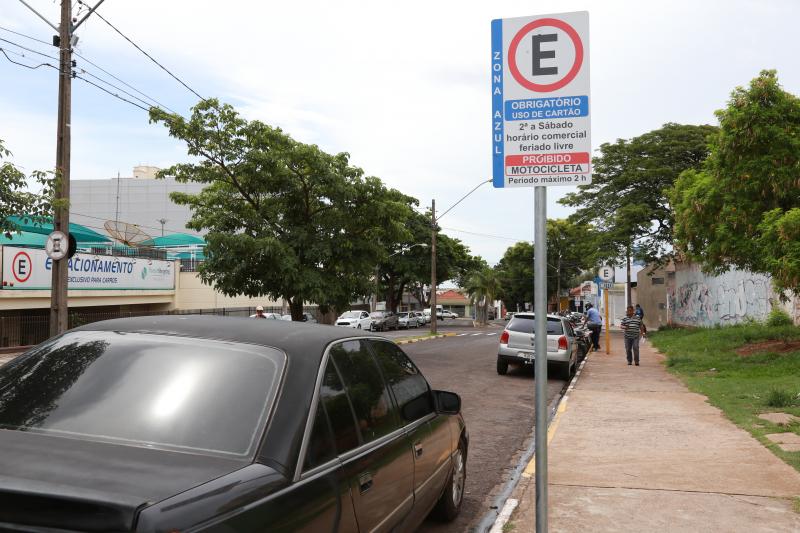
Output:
top-left (398, 327), bottom-right (568, 533)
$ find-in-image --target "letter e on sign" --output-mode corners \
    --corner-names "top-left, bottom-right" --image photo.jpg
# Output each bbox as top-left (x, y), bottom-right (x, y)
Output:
top-left (598, 265), bottom-right (613, 282)
top-left (12, 251), bottom-right (32, 283)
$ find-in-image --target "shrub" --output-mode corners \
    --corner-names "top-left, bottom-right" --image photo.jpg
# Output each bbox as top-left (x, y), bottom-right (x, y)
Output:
top-left (766, 308), bottom-right (794, 327)
top-left (766, 388), bottom-right (796, 408)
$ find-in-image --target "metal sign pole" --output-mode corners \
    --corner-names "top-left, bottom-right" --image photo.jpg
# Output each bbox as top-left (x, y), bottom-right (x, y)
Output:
top-left (534, 185), bottom-right (548, 532)
top-left (604, 287), bottom-right (610, 354)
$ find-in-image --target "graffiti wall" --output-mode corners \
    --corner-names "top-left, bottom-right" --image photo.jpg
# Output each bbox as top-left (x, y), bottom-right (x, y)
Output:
top-left (669, 264), bottom-right (773, 326)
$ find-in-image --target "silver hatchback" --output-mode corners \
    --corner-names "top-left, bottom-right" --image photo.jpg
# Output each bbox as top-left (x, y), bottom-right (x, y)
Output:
top-left (496, 313), bottom-right (579, 380)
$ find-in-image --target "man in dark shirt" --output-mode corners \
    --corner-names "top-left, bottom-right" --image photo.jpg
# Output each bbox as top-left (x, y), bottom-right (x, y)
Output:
top-left (621, 305), bottom-right (646, 366)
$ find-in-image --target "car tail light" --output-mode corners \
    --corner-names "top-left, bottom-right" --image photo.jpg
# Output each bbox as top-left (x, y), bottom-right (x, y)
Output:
top-left (558, 335), bottom-right (568, 351)
top-left (500, 330), bottom-right (509, 344)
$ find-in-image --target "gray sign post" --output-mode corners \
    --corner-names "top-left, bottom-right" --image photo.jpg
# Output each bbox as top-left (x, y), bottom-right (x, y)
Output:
top-left (491, 12), bottom-right (590, 532)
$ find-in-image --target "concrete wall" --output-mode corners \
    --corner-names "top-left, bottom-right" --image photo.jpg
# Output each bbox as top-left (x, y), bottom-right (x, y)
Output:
top-left (636, 263), bottom-right (673, 331)
top-left (173, 272), bottom-right (279, 310)
top-left (669, 263), bottom-right (773, 327)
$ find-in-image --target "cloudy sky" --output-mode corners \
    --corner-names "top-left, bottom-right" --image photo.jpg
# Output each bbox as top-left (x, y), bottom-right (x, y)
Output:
top-left (1, 0), bottom-right (798, 265)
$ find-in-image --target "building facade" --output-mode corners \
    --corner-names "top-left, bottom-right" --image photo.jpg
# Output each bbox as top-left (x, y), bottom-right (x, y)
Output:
top-left (70, 166), bottom-right (204, 238)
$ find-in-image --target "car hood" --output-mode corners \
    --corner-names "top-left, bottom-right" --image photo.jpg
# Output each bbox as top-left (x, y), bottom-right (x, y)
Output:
top-left (0, 429), bottom-right (248, 531)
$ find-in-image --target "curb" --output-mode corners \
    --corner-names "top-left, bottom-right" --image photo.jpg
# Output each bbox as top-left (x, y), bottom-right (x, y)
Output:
top-left (482, 348), bottom-right (593, 532)
top-left (395, 333), bottom-right (456, 345)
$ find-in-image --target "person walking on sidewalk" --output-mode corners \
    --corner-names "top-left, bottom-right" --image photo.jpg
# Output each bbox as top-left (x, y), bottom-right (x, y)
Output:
top-left (621, 305), bottom-right (646, 365)
top-left (585, 303), bottom-right (603, 351)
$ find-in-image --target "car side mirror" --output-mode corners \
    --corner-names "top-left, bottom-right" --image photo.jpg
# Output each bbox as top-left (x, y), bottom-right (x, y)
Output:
top-left (434, 390), bottom-right (461, 415)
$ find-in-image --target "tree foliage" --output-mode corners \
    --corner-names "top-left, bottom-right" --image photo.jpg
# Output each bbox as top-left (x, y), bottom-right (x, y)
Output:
top-left (560, 123), bottom-right (716, 263)
top-left (496, 219), bottom-right (597, 311)
top-left (0, 139), bottom-right (57, 234)
top-left (150, 100), bottom-right (414, 318)
top-left (378, 210), bottom-right (481, 311)
top-left (671, 70), bottom-right (800, 293)
top-left (463, 267), bottom-right (501, 325)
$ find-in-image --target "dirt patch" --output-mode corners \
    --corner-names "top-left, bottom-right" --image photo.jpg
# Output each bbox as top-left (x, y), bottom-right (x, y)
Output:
top-left (736, 340), bottom-right (800, 357)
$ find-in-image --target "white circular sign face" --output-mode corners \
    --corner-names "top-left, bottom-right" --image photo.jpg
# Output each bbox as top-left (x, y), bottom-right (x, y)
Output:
top-left (45, 231), bottom-right (69, 260)
top-left (598, 265), bottom-right (614, 281)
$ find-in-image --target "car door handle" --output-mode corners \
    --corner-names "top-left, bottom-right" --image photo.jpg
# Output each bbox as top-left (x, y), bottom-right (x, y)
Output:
top-left (358, 472), bottom-right (373, 494)
top-left (414, 442), bottom-right (424, 457)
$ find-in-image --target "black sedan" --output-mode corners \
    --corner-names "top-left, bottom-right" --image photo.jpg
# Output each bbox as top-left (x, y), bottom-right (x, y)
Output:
top-left (0, 316), bottom-right (468, 532)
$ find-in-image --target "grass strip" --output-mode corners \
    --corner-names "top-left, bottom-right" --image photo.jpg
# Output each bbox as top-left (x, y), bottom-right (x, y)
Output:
top-left (650, 323), bottom-right (800, 473)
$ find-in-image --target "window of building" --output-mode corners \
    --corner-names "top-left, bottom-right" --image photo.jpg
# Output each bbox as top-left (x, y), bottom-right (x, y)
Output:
top-left (651, 277), bottom-right (665, 285)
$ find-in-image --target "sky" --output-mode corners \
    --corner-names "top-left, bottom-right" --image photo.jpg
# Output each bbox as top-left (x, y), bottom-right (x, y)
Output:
top-left (1, 0), bottom-right (798, 266)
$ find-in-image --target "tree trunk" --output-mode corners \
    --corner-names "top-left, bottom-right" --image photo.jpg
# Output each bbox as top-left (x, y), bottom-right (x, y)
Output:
top-left (290, 298), bottom-right (304, 321)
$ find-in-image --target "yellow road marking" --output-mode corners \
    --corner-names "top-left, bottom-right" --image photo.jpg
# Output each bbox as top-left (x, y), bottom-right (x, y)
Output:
top-left (522, 398), bottom-right (568, 478)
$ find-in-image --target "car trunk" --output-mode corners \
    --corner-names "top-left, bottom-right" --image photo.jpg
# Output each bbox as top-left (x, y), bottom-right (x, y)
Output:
top-left (0, 430), bottom-right (247, 531)
top-left (505, 316), bottom-right (563, 353)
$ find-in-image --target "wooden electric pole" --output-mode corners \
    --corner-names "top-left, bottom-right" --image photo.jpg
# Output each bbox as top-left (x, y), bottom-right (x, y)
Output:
top-left (50, 0), bottom-right (73, 336)
top-left (430, 199), bottom-right (437, 335)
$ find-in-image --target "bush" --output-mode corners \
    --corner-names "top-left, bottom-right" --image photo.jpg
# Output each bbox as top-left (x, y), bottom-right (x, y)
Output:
top-left (766, 308), bottom-right (794, 327)
top-left (766, 388), bottom-right (796, 408)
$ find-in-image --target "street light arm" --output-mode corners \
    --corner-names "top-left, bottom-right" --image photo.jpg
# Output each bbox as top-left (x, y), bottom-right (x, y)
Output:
top-left (17, 0), bottom-right (59, 32)
top-left (437, 178), bottom-right (492, 222)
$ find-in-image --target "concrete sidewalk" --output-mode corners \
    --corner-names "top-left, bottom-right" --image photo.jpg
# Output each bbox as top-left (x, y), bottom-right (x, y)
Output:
top-left (508, 331), bottom-right (800, 532)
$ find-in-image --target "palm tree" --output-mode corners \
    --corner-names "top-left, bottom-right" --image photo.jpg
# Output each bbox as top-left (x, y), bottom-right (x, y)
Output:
top-left (464, 267), bottom-right (501, 326)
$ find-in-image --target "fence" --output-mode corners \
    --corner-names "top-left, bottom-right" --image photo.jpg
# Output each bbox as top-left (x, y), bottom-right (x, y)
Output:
top-left (0, 305), bottom-right (321, 349)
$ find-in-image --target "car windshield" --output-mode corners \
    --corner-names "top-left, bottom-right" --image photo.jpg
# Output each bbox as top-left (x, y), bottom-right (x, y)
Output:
top-left (0, 331), bottom-right (284, 458)
top-left (507, 316), bottom-right (564, 335)
top-left (370, 312), bottom-right (385, 318)
top-left (398, 313), bottom-right (409, 318)
top-left (340, 311), bottom-right (360, 319)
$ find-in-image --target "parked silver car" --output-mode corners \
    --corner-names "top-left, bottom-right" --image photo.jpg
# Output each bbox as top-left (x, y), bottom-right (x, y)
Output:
top-left (496, 313), bottom-right (579, 380)
top-left (398, 311), bottom-right (420, 329)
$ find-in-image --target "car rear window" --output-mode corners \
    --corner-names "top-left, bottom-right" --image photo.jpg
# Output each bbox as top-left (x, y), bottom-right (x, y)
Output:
top-left (507, 316), bottom-right (563, 335)
top-left (0, 331), bottom-right (284, 458)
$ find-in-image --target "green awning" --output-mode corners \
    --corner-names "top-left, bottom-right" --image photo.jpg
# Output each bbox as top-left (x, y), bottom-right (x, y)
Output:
top-left (143, 233), bottom-right (206, 247)
top-left (0, 231), bottom-right (49, 247)
top-left (5, 216), bottom-right (111, 244)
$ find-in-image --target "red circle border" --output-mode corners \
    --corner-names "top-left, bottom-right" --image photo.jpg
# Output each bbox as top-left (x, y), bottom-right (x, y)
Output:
top-left (12, 251), bottom-right (32, 283)
top-left (508, 18), bottom-right (584, 93)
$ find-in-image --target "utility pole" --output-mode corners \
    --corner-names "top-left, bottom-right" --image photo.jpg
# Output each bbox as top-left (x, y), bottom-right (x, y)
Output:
top-left (430, 199), bottom-right (437, 335)
top-left (18, 0), bottom-right (105, 336)
top-left (50, 0), bottom-right (73, 336)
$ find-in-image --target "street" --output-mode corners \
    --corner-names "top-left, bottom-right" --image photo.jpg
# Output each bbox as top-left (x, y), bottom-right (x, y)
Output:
top-left (394, 326), bottom-right (568, 532)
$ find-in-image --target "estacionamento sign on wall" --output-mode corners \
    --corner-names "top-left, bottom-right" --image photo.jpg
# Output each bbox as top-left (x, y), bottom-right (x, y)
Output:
top-left (1, 246), bottom-right (175, 290)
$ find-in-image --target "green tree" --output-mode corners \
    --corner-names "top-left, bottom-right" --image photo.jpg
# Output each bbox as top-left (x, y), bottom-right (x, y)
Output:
top-left (560, 122), bottom-right (716, 298)
top-left (495, 219), bottom-right (596, 312)
top-left (150, 100), bottom-right (414, 319)
top-left (0, 139), bottom-right (57, 233)
top-left (496, 241), bottom-right (533, 312)
top-left (671, 70), bottom-right (800, 294)
top-left (464, 267), bottom-right (501, 326)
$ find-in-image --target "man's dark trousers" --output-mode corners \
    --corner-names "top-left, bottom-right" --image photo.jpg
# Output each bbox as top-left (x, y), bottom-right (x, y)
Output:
top-left (624, 336), bottom-right (640, 364)
top-left (588, 323), bottom-right (602, 350)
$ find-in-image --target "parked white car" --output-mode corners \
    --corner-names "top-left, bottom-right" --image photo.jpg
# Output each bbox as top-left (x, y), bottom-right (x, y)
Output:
top-left (335, 310), bottom-right (373, 330)
top-left (496, 313), bottom-right (579, 380)
top-left (442, 310), bottom-right (459, 319)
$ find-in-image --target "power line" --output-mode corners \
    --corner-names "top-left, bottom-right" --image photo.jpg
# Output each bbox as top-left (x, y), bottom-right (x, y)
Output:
top-left (0, 47), bottom-right (56, 70)
top-left (0, 36), bottom-right (59, 60)
top-left (73, 74), bottom-right (149, 112)
top-left (0, 26), bottom-right (176, 113)
top-left (84, 1), bottom-right (206, 102)
top-left (0, 25), bottom-right (52, 46)
top-left (76, 67), bottom-right (160, 111)
top-left (73, 50), bottom-right (177, 113)
top-left (440, 226), bottom-right (532, 243)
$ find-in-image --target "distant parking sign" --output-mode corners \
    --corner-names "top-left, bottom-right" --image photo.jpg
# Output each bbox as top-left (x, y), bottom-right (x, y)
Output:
top-left (491, 12), bottom-right (591, 188)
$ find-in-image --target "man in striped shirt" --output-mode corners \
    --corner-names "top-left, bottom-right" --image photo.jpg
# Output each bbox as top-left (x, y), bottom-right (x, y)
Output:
top-left (621, 305), bottom-right (646, 366)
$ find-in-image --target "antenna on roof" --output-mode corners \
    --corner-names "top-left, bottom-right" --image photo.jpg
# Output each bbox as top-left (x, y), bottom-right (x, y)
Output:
top-left (103, 220), bottom-right (153, 247)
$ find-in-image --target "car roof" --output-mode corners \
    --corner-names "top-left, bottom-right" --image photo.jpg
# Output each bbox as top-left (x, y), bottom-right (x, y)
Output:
top-left (510, 313), bottom-right (563, 320)
top-left (72, 315), bottom-right (381, 476)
